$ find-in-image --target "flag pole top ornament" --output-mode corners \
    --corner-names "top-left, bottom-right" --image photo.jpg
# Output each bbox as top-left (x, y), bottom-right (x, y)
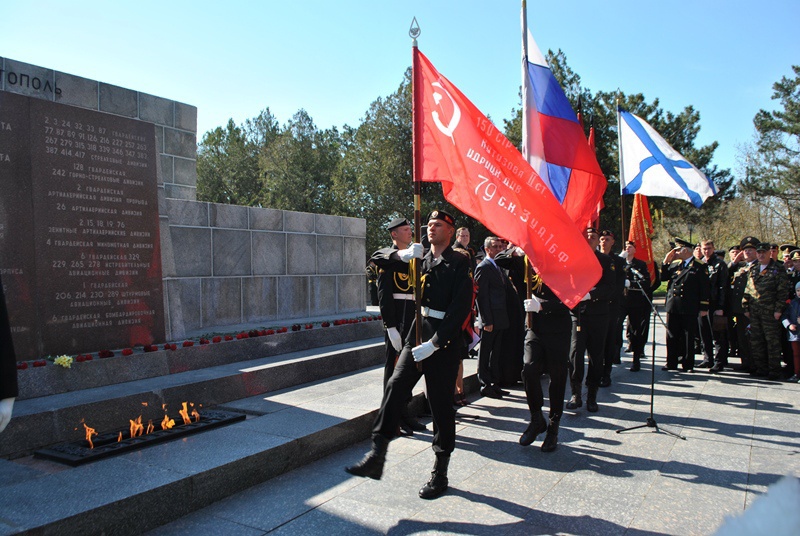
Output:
top-left (409, 17), bottom-right (420, 42)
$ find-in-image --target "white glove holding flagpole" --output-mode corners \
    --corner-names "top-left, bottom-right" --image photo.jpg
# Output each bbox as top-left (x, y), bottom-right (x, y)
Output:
top-left (523, 296), bottom-right (542, 313)
top-left (397, 243), bottom-right (423, 263)
top-left (386, 327), bottom-right (403, 352)
top-left (412, 340), bottom-right (436, 362)
top-left (0, 397), bottom-right (14, 433)
top-left (581, 292), bottom-right (592, 302)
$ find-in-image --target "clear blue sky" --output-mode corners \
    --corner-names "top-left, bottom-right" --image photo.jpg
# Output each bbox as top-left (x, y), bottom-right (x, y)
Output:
top-left (2, 0), bottom-right (798, 179)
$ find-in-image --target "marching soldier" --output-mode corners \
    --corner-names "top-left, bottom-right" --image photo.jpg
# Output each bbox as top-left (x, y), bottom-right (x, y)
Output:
top-left (370, 218), bottom-right (426, 434)
top-left (743, 242), bottom-right (791, 380)
top-left (346, 210), bottom-right (473, 500)
top-left (661, 238), bottom-right (711, 372)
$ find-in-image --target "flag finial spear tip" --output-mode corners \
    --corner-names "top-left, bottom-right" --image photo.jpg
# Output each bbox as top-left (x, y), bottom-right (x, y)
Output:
top-left (409, 17), bottom-right (421, 41)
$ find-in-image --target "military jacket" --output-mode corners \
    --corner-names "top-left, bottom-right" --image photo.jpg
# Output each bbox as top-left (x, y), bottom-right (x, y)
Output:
top-left (743, 259), bottom-right (790, 315)
top-left (662, 258), bottom-right (711, 315)
top-left (571, 251), bottom-right (616, 316)
top-left (705, 255), bottom-right (729, 313)
top-left (1, 275), bottom-right (19, 400)
top-left (728, 260), bottom-right (754, 314)
top-left (415, 246), bottom-right (473, 350)
top-left (787, 269), bottom-right (800, 300)
top-left (371, 246), bottom-right (414, 332)
top-left (623, 258), bottom-right (659, 308)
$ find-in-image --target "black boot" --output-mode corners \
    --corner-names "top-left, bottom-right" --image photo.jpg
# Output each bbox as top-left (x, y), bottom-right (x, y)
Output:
top-left (565, 381), bottom-right (582, 409)
top-left (401, 403), bottom-right (427, 433)
top-left (541, 414), bottom-right (561, 452)
top-left (345, 435), bottom-right (389, 480)
top-left (630, 356), bottom-right (641, 372)
top-left (586, 386), bottom-right (599, 413)
top-left (519, 409), bottom-right (548, 446)
top-left (419, 453), bottom-right (450, 499)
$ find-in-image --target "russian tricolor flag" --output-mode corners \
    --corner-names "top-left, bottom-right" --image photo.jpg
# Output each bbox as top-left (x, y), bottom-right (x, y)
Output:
top-left (521, 5), bottom-right (606, 229)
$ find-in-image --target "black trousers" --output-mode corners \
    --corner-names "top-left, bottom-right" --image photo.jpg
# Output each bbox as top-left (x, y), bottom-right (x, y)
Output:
top-left (522, 312), bottom-right (571, 417)
top-left (666, 312), bottom-right (698, 370)
top-left (478, 327), bottom-right (504, 388)
top-left (698, 314), bottom-right (729, 365)
top-left (570, 313), bottom-right (609, 388)
top-left (627, 305), bottom-right (651, 359)
top-left (602, 305), bottom-right (622, 377)
top-left (733, 314), bottom-right (751, 369)
top-left (373, 343), bottom-right (461, 454)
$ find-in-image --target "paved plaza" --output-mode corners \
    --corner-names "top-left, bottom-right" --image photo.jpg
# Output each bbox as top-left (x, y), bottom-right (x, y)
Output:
top-left (148, 314), bottom-right (800, 536)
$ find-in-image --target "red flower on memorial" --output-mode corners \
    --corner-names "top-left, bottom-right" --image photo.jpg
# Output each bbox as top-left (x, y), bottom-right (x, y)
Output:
top-left (291, 324), bottom-right (301, 332)
top-left (212, 336), bottom-right (222, 343)
top-left (304, 323), bottom-right (313, 330)
top-left (258, 330), bottom-right (267, 336)
top-left (248, 330), bottom-right (260, 338)
top-left (265, 329), bottom-right (275, 335)
top-left (76, 353), bottom-right (95, 361)
top-left (322, 321), bottom-right (330, 328)
top-left (99, 350), bottom-right (114, 359)
top-left (236, 332), bottom-right (248, 340)
top-left (121, 348), bottom-right (134, 356)
top-left (33, 360), bottom-right (47, 367)
top-left (143, 345), bottom-right (156, 353)
top-left (182, 341), bottom-right (194, 347)
top-left (277, 327), bottom-right (288, 334)
top-left (224, 335), bottom-right (233, 341)
top-left (199, 338), bottom-right (210, 345)
top-left (17, 362), bottom-right (28, 370)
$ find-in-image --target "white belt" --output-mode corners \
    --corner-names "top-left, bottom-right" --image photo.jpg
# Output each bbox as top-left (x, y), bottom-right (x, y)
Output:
top-left (421, 306), bottom-right (446, 319)
top-left (392, 293), bottom-right (414, 300)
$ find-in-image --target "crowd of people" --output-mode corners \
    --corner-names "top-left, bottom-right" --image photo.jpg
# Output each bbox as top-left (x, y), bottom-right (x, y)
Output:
top-left (350, 216), bottom-right (800, 500)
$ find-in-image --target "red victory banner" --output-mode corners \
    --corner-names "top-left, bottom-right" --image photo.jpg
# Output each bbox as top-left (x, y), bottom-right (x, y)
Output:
top-left (413, 48), bottom-right (600, 308)
top-left (628, 193), bottom-right (657, 284)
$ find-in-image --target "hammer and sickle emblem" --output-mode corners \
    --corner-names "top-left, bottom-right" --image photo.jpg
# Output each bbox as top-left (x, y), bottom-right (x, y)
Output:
top-left (431, 81), bottom-right (460, 145)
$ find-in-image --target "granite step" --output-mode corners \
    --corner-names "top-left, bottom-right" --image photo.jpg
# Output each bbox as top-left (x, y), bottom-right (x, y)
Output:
top-left (1, 337), bottom-right (385, 459)
top-left (0, 354), bottom-right (479, 536)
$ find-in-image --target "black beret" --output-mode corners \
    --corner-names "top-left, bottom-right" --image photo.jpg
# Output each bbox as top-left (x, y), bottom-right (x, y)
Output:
top-left (427, 210), bottom-right (455, 227)
top-left (673, 237), bottom-right (693, 248)
top-left (387, 217), bottom-right (411, 231)
top-left (600, 230), bottom-right (615, 238)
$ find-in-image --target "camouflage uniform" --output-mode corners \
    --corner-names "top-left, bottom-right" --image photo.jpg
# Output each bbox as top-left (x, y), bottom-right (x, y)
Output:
top-left (743, 259), bottom-right (790, 377)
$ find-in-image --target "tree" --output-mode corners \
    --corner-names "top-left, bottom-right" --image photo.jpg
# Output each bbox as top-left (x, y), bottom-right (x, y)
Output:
top-left (740, 65), bottom-right (800, 243)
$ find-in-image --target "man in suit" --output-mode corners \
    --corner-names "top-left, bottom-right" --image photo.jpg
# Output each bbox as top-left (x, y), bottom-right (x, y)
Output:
top-left (370, 217), bottom-right (426, 435)
top-left (1, 275), bottom-right (18, 434)
top-left (475, 236), bottom-right (510, 399)
top-left (697, 239), bottom-right (730, 372)
top-left (621, 240), bottom-right (660, 372)
top-left (346, 210), bottom-right (473, 500)
top-left (661, 238), bottom-right (711, 372)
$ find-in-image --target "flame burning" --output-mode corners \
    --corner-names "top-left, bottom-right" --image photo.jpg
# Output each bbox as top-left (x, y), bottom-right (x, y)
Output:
top-left (84, 423), bottom-right (98, 449)
top-left (118, 432), bottom-right (122, 442)
top-left (146, 420), bottom-right (154, 434)
top-left (179, 402), bottom-right (192, 425)
top-left (161, 415), bottom-right (175, 430)
top-left (130, 415), bottom-right (144, 438)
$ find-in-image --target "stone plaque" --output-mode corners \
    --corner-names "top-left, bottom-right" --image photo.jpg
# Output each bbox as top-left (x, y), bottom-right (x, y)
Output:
top-left (0, 92), bottom-right (165, 359)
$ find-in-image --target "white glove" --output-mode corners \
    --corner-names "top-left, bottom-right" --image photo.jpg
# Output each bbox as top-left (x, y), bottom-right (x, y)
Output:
top-left (412, 340), bottom-right (437, 362)
top-left (523, 297), bottom-right (542, 313)
top-left (397, 243), bottom-right (423, 263)
top-left (581, 292), bottom-right (591, 302)
top-left (514, 247), bottom-right (525, 256)
top-left (625, 280), bottom-right (631, 288)
top-left (0, 397), bottom-right (14, 434)
top-left (387, 327), bottom-right (403, 352)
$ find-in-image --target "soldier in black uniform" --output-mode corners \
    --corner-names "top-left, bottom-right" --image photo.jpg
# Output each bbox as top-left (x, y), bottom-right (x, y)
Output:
top-left (566, 228), bottom-right (615, 413)
top-left (661, 238), bottom-right (711, 372)
top-left (346, 210), bottom-right (473, 500)
top-left (728, 237), bottom-right (760, 372)
top-left (697, 240), bottom-right (730, 372)
top-left (370, 217), bottom-right (426, 434)
top-left (517, 269), bottom-right (572, 452)
top-left (1, 275), bottom-right (18, 434)
top-left (598, 230), bottom-right (627, 387)
top-left (621, 240), bottom-right (660, 372)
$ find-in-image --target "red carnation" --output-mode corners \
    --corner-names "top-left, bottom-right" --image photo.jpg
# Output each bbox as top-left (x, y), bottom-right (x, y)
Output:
top-left (17, 362), bottom-right (28, 370)
top-left (224, 335), bottom-right (233, 341)
top-left (199, 338), bottom-right (209, 345)
top-left (182, 340), bottom-right (194, 347)
top-left (171, 344), bottom-right (178, 351)
top-left (277, 327), bottom-right (287, 333)
top-left (258, 329), bottom-right (267, 336)
top-left (248, 330), bottom-right (260, 338)
top-left (33, 360), bottom-right (47, 367)
top-left (143, 345), bottom-right (155, 353)
top-left (305, 323), bottom-right (313, 330)
top-left (121, 348), bottom-right (134, 356)
top-left (83, 354), bottom-right (94, 361)
top-left (377, 315), bottom-right (382, 320)
top-left (212, 336), bottom-right (222, 343)
top-left (265, 329), bottom-right (275, 335)
top-left (99, 350), bottom-right (114, 358)
top-left (291, 324), bottom-right (301, 332)
top-left (322, 321), bottom-right (330, 328)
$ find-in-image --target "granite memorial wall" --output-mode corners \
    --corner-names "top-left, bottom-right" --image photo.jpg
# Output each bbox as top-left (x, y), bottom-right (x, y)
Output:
top-left (0, 58), bottom-right (366, 361)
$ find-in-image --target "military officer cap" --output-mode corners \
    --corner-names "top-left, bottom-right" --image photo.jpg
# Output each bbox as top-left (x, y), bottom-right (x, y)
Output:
top-left (739, 236), bottom-right (760, 250)
top-left (756, 242), bottom-right (771, 252)
top-left (673, 237), bottom-right (693, 249)
top-left (779, 244), bottom-right (796, 253)
top-left (600, 229), bottom-right (615, 238)
top-left (729, 245), bottom-right (740, 252)
top-left (387, 217), bottom-right (411, 231)
top-left (427, 210), bottom-right (455, 227)
top-left (791, 250), bottom-right (800, 261)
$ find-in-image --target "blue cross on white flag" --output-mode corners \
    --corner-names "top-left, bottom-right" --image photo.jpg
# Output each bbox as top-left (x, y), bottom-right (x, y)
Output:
top-left (618, 108), bottom-right (717, 208)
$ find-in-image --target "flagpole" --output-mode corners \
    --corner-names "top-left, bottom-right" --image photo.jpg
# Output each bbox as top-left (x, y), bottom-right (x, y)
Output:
top-left (410, 18), bottom-right (423, 348)
top-left (616, 95), bottom-right (627, 240)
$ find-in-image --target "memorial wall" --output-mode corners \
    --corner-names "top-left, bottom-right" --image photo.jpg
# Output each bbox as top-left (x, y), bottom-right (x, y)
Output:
top-left (0, 57), bottom-right (366, 361)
